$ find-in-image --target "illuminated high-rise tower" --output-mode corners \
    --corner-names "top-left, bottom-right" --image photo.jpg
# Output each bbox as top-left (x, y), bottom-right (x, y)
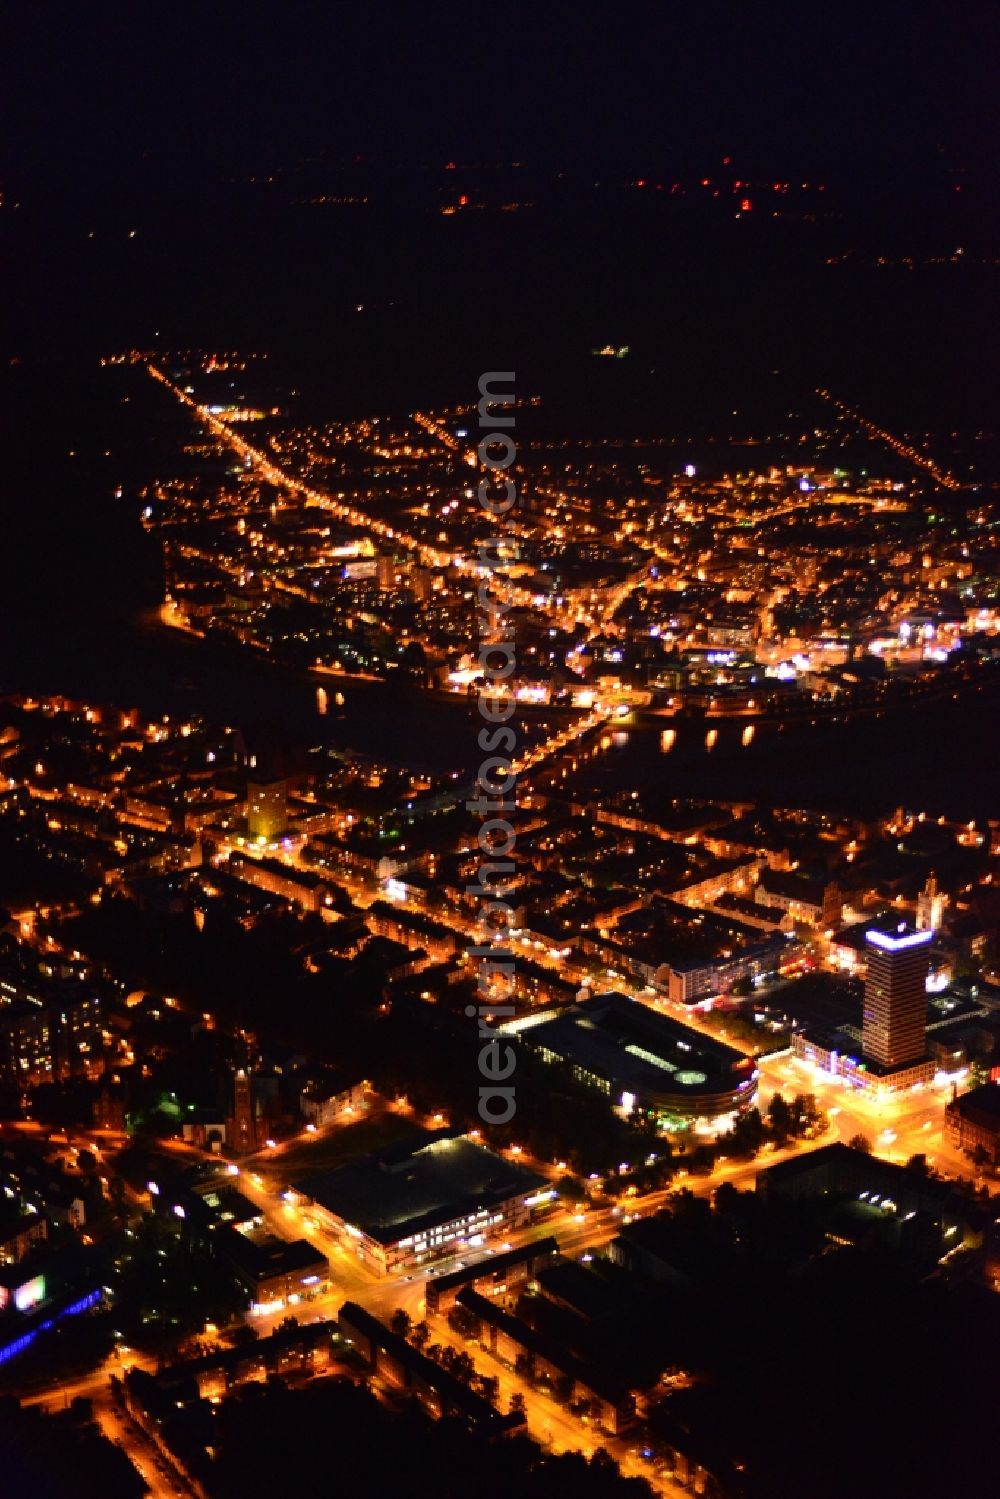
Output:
top-left (862, 925), bottom-right (932, 1069)
top-left (247, 775), bottom-right (287, 840)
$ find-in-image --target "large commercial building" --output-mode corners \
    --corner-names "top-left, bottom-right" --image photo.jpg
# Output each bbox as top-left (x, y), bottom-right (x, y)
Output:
top-left (862, 925), bottom-right (932, 1069)
top-left (791, 1029), bottom-right (936, 1096)
top-left (295, 1130), bottom-right (552, 1276)
top-left (757, 1143), bottom-right (984, 1253)
top-left (515, 991), bottom-right (757, 1128)
top-left (791, 923), bottom-right (936, 1096)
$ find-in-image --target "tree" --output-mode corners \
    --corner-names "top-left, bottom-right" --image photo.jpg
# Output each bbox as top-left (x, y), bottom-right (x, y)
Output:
top-left (848, 1132), bottom-right (872, 1154)
top-left (410, 1320), bottom-right (430, 1351)
top-left (389, 1308), bottom-right (411, 1340)
top-left (767, 1093), bottom-right (793, 1143)
top-left (400, 640), bottom-right (427, 672)
top-left (789, 1093), bottom-right (823, 1134)
top-left (905, 1153), bottom-right (930, 1176)
top-left (800, 1093), bottom-right (821, 1125)
top-left (447, 1304), bottom-right (478, 1338)
top-left (687, 1143), bottom-right (717, 1175)
top-left (509, 1391), bottom-right (526, 1418)
top-left (726, 1107), bottom-right (765, 1159)
top-left (714, 1181), bottom-right (742, 1216)
top-left (479, 1374), bottom-right (499, 1406)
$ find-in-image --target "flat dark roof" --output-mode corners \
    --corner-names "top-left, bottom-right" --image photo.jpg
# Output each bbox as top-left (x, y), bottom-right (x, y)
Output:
top-left (218, 1226), bottom-right (326, 1282)
top-left (456, 1288), bottom-right (630, 1405)
top-left (301, 1130), bottom-right (546, 1246)
top-left (948, 1081), bottom-right (1000, 1128)
top-left (524, 991), bottom-right (753, 1102)
top-left (536, 1258), bottom-right (624, 1322)
top-left (759, 1144), bottom-right (956, 1207)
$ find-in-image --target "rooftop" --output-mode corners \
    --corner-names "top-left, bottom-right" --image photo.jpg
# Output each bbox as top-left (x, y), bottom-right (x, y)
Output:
top-left (300, 1129), bottom-right (547, 1246)
top-left (866, 923), bottom-right (934, 953)
top-left (428, 1237), bottom-right (560, 1300)
top-left (218, 1226), bottom-right (327, 1283)
top-left (947, 1081), bottom-right (1000, 1129)
top-left (523, 991), bottom-right (754, 1105)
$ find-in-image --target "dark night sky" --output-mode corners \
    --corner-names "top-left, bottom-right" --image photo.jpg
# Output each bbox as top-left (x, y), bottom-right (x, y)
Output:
top-left (4, 1), bottom-right (997, 189)
top-left (1, 1), bottom-right (998, 798)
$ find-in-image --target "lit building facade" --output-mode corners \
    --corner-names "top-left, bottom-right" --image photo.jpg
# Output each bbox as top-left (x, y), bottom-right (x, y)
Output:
top-left (295, 1132), bottom-right (552, 1276)
top-left (944, 1082), bottom-right (1000, 1166)
top-left (862, 926), bottom-right (932, 1069)
top-left (792, 924), bottom-right (936, 1096)
top-left (518, 992), bottom-right (758, 1128)
top-left (246, 777), bottom-right (288, 839)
